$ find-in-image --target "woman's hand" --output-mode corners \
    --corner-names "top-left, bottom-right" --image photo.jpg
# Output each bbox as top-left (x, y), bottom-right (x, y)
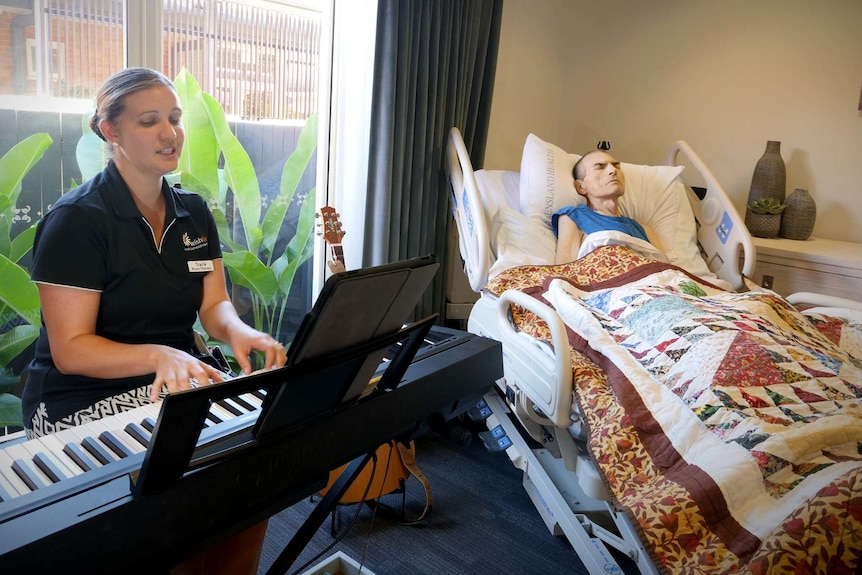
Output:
top-left (149, 345), bottom-right (229, 401)
top-left (227, 328), bottom-right (287, 375)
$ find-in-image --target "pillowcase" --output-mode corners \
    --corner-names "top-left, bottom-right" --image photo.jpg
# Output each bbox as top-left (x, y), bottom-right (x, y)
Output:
top-left (517, 133), bottom-right (720, 284)
top-left (519, 133), bottom-right (580, 223)
top-left (488, 204), bottom-right (557, 279)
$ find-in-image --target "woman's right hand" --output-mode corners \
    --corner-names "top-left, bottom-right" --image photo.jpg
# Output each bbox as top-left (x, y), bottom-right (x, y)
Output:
top-left (149, 345), bottom-right (228, 402)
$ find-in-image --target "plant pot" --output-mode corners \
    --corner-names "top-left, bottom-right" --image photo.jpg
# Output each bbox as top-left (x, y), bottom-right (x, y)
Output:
top-left (745, 211), bottom-right (781, 238)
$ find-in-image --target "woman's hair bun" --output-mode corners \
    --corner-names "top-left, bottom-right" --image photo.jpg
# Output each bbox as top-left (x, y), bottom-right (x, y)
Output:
top-left (90, 112), bottom-right (107, 142)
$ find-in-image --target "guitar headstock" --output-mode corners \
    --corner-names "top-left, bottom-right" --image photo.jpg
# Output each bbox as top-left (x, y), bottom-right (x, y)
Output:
top-left (318, 206), bottom-right (345, 246)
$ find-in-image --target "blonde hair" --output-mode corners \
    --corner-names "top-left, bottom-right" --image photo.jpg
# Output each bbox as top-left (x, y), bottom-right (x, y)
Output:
top-left (90, 68), bottom-right (176, 142)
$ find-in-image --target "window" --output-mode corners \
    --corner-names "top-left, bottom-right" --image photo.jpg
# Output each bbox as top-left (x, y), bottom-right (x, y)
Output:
top-left (0, 0), bottom-right (334, 349)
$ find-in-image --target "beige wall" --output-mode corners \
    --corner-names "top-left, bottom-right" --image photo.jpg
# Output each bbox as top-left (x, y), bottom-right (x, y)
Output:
top-left (486, 0), bottom-right (862, 243)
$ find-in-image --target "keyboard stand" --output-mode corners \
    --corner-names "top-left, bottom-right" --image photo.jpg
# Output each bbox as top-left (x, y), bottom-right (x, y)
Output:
top-left (266, 452), bottom-right (375, 575)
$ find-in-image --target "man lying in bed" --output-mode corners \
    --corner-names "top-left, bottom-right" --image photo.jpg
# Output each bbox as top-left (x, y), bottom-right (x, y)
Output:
top-left (552, 150), bottom-right (664, 264)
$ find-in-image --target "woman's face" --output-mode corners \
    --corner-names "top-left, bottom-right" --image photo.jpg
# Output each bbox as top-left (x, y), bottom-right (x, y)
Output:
top-left (106, 85), bottom-right (184, 179)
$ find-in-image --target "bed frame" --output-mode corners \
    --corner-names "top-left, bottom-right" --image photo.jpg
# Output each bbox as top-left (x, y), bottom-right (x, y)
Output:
top-left (444, 127), bottom-right (760, 574)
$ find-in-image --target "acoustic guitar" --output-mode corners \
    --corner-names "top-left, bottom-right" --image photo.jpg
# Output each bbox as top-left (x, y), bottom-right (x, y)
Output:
top-left (316, 206), bottom-right (432, 526)
top-left (318, 206), bottom-right (346, 274)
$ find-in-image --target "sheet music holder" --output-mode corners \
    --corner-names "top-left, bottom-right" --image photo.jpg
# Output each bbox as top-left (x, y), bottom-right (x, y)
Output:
top-left (133, 255), bottom-right (439, 496)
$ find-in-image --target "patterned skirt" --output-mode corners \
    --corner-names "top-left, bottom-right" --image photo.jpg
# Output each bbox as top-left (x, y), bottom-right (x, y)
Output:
top-left (26, 385), bottom-right (155, 440)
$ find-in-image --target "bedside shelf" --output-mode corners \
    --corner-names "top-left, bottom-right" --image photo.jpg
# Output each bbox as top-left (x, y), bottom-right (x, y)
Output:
top-left (747, 236), bottom-right (862, 300)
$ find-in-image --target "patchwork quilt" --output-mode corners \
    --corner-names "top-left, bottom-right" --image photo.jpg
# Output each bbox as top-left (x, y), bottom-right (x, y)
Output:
top-left (485, 245), bottom-right (862, 575)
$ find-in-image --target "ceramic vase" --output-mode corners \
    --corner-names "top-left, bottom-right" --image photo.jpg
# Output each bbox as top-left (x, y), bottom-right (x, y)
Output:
top-left (779, 188), bottom-right (816, 240)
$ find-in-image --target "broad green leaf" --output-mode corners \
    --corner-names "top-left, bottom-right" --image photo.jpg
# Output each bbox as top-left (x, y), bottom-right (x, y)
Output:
top-left (277, 188), bottom-right (317, 296)
top-left (0, 213), bottom-right (10, 259)
top-left (261, 113), bottom-right (319, 255)
top-left (179, 171), bottom-right (217, 204)
top-left (75, 112), bottom-right (111, 182)
top-left (222, 250), bottom-right (278, 305)
top-left (10, 223), bottom-right (37, 263)
top-left (0, 368), bottom-right (19, 394)
top-left (0, 254), bottom-right (41, 327)
top-left (202, 92), bottom-right (263, 252)
top-left (174, 69), bottom-right (222, 199)
top-left (0, 391), bottom-right (23, 427)
top-left (0, 324), bottom-right (39, 365)
top-left (209, 208), bottom-right (245, 253)
top-left (0, 133), bottom-right (53, 206)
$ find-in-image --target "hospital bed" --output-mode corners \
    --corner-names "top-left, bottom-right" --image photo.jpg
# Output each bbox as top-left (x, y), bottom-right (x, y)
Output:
top-left (445, 127), bottom-right (862, 575)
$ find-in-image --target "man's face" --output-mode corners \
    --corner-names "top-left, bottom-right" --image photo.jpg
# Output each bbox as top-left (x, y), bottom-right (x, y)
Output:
top-left (575, 151), bottom-right (626, 201)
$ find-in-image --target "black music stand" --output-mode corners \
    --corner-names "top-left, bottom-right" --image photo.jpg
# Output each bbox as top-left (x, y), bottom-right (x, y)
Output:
top-left (134, 255), bottom-right (438, 496)
top-left (133, 317), bottom-right (434, 496)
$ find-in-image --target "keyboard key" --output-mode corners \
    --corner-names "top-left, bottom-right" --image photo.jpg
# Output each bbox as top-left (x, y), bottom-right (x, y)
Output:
top-left (4, 444), bottom-right (52, 491)
top-left (33, 452), bottom-right (72, 483)
top-left (12, 458), bottom-right (50, 491)
top-left (19, 435), bottom-right (81, 479)
top-left (0, 451), bottom-right (29, 496)
top-left (63, 443), bottom-right (99, 473)
top-left (230, 395), bottom-right (255, 412)
top-left (99, 431), bottom-right (135, 459)
top-left (82, 437), bottom-right (116, 465)
top-left (215, 399), bottom-right (242, 417)
top-left (124, 423), bottom-right (152, 448)
top-left (0, 472), bottom-right (17, 501)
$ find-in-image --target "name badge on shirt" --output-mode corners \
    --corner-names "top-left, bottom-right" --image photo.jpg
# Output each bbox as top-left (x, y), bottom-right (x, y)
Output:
top-left (188, 260), bottom-right (214, 273)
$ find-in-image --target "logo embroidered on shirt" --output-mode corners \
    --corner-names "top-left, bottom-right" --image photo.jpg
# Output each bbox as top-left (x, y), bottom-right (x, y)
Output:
top-left (182, 232), bottom-right (209, 251)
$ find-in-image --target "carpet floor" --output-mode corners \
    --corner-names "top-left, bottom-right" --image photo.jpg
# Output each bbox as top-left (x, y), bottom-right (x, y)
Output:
top-left (258, 422), bottom-right (594, 575)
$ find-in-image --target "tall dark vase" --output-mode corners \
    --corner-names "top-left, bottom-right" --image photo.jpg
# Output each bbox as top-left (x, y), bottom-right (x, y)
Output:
top-left (745, 140), bottom-right (786, 233)
top-left (748, 140), bottom-right (786, 204)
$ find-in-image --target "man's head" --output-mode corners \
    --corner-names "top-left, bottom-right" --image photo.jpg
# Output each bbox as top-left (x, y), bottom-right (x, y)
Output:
top-left (571, 150), bottom-right (626, 202)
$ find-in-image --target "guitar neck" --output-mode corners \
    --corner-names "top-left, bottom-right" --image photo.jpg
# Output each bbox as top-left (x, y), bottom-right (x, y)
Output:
top-left (330, 243), bottom-right (345, 265)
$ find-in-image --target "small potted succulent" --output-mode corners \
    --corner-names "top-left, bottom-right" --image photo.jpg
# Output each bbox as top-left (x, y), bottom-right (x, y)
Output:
top-left (745, 197), bottom-right (786, 238)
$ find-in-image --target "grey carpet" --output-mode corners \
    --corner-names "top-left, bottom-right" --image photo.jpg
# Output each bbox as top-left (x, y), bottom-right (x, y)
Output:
top-left (258, 423), bottom-right (592, 575)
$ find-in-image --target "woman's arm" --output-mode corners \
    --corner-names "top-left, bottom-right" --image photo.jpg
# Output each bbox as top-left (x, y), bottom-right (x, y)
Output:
top-left (38, 283), bottom-right (227, 401)
top-left (555, 215), bottom-right (583, 264)
top-left (198, 259), bottom-right (286, 375)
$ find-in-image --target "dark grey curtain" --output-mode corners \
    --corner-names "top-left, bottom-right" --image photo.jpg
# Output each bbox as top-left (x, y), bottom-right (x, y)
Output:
top-left (364, 0), bottom-right (502, 322)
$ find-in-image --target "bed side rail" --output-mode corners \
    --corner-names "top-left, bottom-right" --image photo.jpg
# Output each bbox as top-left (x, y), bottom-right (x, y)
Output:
top-left (445, 127), bottom-right (492, 291)
top-left (496, 289), bottom-right (574, 429)
top-left (665, 140), bottom-right (755, 291)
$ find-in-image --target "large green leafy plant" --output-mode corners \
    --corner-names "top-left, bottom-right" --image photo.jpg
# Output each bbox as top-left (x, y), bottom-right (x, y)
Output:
top-left (0, 134), bottom-right (52, 426)
top-left (78, 69), bottom-right (319, 352)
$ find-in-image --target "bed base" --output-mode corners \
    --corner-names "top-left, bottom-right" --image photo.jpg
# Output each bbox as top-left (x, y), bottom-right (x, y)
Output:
top-left (483, 391), bottom-right (660, 575)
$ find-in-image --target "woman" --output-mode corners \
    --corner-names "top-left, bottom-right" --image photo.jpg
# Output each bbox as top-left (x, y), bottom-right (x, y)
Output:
top-left (23, 67), bottom-right (283, 574)
top-left (552, 149), bottom-right (663, 264)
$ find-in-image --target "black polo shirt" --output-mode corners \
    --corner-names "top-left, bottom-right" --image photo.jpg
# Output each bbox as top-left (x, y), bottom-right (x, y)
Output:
top-left (23, 161), bottom-right (222, 424)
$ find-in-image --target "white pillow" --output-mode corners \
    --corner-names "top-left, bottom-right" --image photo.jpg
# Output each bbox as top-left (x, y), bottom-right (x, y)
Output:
top-left (488, 204), bottom-right (557, 279)
top-left (519, 133), bottom-right (580, 222)
top-left (517, 133), bottom-right (722, 284)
